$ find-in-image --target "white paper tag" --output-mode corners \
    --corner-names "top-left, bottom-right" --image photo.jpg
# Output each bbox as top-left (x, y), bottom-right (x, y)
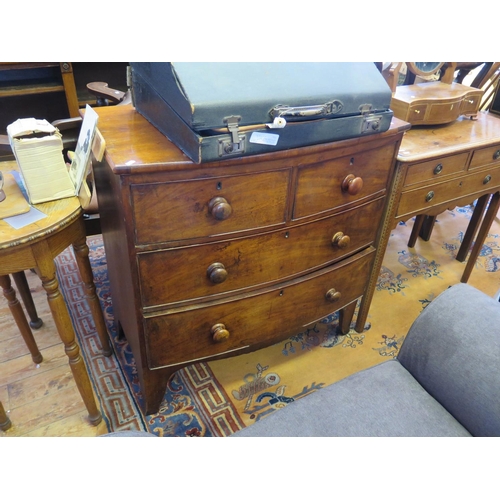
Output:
top-left (250, 132), bottom-right (279, 146)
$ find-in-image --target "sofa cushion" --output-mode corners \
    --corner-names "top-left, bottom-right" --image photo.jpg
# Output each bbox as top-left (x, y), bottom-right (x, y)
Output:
top-left (234, 360), bottom-right (471, 437)
top-left (398, 283), bottom-right (500, 437)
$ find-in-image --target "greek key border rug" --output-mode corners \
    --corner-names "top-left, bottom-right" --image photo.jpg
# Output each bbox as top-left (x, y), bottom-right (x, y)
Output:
top-left (56, 203), bottom-right (500, 436)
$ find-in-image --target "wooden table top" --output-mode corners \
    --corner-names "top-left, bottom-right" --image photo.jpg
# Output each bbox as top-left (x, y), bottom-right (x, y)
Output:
top-left (0, 161), bottom-right (81, 251)
top-left (397, 111), bottom-right (500, 163)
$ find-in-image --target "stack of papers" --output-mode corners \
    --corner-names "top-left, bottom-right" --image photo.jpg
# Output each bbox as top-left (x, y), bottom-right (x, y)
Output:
top-left (7, 118), bottom-right (75, 204)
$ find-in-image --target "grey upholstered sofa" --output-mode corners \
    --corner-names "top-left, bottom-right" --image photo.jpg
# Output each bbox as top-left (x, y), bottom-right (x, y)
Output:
top-left (234, 283), bottom-right (500, 437)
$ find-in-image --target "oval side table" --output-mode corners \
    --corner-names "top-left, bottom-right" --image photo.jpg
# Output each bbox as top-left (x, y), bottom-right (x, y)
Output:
top-left (0, 191), bottom-right (112, 426)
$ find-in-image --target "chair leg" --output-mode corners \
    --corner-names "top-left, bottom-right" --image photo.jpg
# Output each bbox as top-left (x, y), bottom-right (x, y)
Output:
top-left (0, 401), bottom-right (12, 431)
top-left (12, 271), bottom-right (43, 329)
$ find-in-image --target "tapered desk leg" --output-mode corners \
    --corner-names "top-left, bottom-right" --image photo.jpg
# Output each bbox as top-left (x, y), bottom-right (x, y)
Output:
top-left (32, 240), bottom-right (102, 426)
top-left (456, 194), bottom-right (491, 263)
top-left (461, 191), bottom-right (500, 283)
top-left (408, 215), bottom-right (426, 248)
top-left (0, 274), bottom-right (43, 364)
top-left (12, 271), bottom-right (43, 329)
top-left (72, 234), bottom-right (113, 357)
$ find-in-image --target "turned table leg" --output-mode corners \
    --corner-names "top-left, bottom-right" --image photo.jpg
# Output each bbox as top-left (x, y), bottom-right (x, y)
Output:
top-left (32, 240), bottom-right (102, 426)
top-left (0, 274), bottom-right (43, 364)
top-left (72, 234), bottom-right (112, 357)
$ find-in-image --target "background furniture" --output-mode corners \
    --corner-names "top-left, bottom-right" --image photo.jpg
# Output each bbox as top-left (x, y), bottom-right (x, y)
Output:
top-left (92, 104), bottom-right (409, 415)
top-left (233, 283), bottom-right (500, 436)
top-left (356, 112), bottom-right (500, 332)
top-left (0, 62), bottom-right (129, 140)
top-left (0, 176), bottom-right (112, 425)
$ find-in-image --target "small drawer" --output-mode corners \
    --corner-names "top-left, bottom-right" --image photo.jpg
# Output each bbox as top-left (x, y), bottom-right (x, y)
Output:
top-left (403, 152), bottom-right (468, 187)
top-left (138, 196), bottom-right (385, 307)
top-left (293, 142), bottom-right (397, 219)
top-left (397, 166), bottom-right (500, 217)
top-left (131, 170), bottom-right (290, 245)
top-left (469, 144), bottom-right (500, 170)
top-left (144, 247), bottom-right (376, 369)
top-left (408, 104), bottom-right (429, 124)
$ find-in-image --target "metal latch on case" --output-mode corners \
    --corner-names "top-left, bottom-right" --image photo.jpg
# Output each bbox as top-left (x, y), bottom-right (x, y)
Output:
top-left (219, 115), bottom-right (246, 156)
top-left (359, 104), bottom-right (382, 133)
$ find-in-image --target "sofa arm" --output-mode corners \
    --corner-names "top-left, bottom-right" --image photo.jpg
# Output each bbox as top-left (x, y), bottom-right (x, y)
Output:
top-left (398, 283), bottom-right (500, 436)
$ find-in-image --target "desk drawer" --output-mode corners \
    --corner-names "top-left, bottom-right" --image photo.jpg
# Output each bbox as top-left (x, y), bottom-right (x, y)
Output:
top-left (397, 166), bottom-right (500, 217)
top-left (138, 197), bottom-right (385, 307)
top-left (131, 170), bottom-right (290, 244)
top-left (143, 247), bottom-right (375, 369)
top-left (403, 152), bottom-right (468, 187)
top-left (293, 143), bottom-right (396, 219)
top-left (469, 144), bottom-right (500, 170)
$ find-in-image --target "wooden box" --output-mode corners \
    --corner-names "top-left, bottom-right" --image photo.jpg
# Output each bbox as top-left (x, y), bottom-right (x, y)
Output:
top-left (391, 81), bottom-right (483, 126)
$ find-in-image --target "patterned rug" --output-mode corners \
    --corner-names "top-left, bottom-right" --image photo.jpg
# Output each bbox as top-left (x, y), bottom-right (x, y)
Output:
top-left (56, 203), bottom-right (500, 436)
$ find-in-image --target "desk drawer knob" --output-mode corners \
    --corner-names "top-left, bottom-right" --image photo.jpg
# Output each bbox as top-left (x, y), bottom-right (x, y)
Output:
top-left (207, 263), bottom-right (228, 283)
top-left (483, 175), bottom-right (492, 185)
top-left (208, 197), bottom-right (232, 220)
top-left (341, 174), bottom-right (363, 195)
top-left (211, 323), bottom-right (230, 343)
top-left (493, 150), bottom-right (500, 161)
top-left (332, 232), bottom-right (351, 249)
top-left (325, 288), bottom-right (342, 302)
top-left (434, 163), bottom-right (443, 175)
top-left (425, 191), bottom-right (435, 202)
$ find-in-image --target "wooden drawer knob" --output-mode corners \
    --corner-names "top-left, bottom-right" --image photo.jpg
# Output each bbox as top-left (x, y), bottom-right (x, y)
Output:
top-left (325, 288), bottom-right (342, 302)
top-left (493, 150), bottom-right (500, 161)
top-left (483, 175), bottom-right (492, 185)
top-left (207, 263), bottom-right (228, 283)
top-left (434, 163), bottom-right (443, 175)
top-left (425, 191), bottom-right (435, 202)
top-left (341, 174), bottom-right (363, 195)
top-left (332, 232), bottom-right (351, 249)
top-left (208, 197), bottom-right (232, 220)
top-left (211, 323), bottom-right (230, 343)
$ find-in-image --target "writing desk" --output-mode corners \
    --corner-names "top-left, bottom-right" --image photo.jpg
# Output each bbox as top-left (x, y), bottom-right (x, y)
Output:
top-left (356, 111), bottom-right (500, 332)
top-left (0, 166), bottom-right (111, 425)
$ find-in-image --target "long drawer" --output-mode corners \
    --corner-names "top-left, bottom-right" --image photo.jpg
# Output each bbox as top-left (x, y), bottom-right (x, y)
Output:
top-left (137, 196), bottom-right (385, 307)
top-left (403, 152), bottom-right (469, 187)
top-left (144, 247), bottom-right (376, 369)
top-left (131, 169), bottom-right (290, 245)
top-left (396, 165), bottom-right (500, 217)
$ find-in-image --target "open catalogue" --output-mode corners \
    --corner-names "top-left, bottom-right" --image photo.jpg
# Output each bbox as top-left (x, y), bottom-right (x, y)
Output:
top-left (6, 106), bottom-right (98, 205)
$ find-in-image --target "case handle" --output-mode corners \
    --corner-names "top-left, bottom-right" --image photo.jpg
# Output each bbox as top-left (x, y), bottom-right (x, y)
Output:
top-left (270, 100), bottom-right (344, 120)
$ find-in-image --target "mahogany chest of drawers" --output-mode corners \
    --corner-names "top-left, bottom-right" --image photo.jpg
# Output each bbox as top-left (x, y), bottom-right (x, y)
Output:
top-left (93, 105), bottom-right (409, 414)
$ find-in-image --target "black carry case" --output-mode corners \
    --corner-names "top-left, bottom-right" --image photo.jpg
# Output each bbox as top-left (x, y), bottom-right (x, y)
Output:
top-left (130, 62), bottom-right (393, 164)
